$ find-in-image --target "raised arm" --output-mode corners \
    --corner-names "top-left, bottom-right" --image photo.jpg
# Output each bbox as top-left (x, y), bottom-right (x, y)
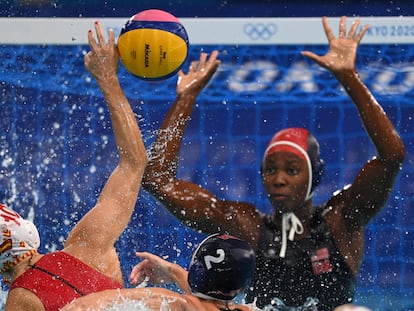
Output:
top-left (143, 51), bottom-right (220, 193)
top-left (142, 51), bottom-right (260, 239)
top-left (64, 22), bottom-right (147, 266)
top-left (302, 16), bottom-right (405, 227)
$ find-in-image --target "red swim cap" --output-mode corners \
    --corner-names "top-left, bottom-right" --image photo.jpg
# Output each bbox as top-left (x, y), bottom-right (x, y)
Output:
top-left (264, 128), bottom-right (310, 161)
top-left (263, 128), bottom-right (324, 201)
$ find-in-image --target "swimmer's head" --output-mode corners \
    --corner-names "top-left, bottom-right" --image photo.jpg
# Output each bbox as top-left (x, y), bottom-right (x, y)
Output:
top-left (0, 203), bottom-right (40, 274)
top-left (334, 304), bottom-right (373, 311)
top-left (188, 233), bottom-right (256, 302)
top-left (263, 127), bottom-right (324, 201)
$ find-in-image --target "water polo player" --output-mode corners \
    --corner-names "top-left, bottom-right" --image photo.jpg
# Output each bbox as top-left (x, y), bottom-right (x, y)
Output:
top-left (62, 234), bottom-right (258, 311)
top-left (141, 16), bottom-right (405, 310)
top-left (2, 21), bottom-right (147, 310)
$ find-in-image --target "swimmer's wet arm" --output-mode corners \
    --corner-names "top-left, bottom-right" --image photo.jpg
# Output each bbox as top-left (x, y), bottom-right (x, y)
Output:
top-left (145, 252), bottom-right (192, 293)
top-left (66, 21), bottom-right (147, 249)
top-left (130, 251), bottom-right (191, 293)
top-left (140, 49), bottom-right (260, 239)
top-left (150, 179), bottom-right (260, 238)
top-left (143, 52), bottom-right (219, 192)
top-left (141, 51), bottom-right (220, 220)
top-left (303, 16), bottom-right (405, 165)
top-left (303, 16), bottom-right (406, 225)
top-left (336, 70), bottom-right (406, 164)
top-left (331, 42), bottom-right (405, 225)
top-left (84, 22), bottom-right (147, 175)
top-left (168, 262), bottom-right (191, 293)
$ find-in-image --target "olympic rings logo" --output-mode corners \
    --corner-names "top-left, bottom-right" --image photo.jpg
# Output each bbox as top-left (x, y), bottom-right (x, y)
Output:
top-left (243, 23), bottom-right (277, 40)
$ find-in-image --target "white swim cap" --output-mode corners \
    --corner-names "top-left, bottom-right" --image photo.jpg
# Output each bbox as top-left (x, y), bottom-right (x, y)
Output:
top-left (0, 203), bottom-right (40, 273)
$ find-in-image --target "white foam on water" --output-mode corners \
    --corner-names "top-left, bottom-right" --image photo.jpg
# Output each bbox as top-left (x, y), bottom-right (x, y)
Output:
top-left (0, 289), bottom-right (162, 311)
top-left (103, 299), bottom-right (153, 311)
top-left (0, 289), bottom-right (7, 309)
top-left (102, 292), bottom-right (177, 311)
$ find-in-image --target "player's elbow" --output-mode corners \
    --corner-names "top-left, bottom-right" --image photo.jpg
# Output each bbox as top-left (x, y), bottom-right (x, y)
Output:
top-left (376, 146), bottom-right (406, 172)
top-left (123, 148), bottom-right (148, 171)
top-left (386, 138), bottom-right (406, 166)
top-left (397, 144), bottom-right (406, 165)
top-left (141, 167), bottom-right (177, 194)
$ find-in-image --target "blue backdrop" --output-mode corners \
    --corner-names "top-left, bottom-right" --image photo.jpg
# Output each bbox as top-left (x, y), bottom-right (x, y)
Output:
top-left (0, 2), bottom-right (413, 310)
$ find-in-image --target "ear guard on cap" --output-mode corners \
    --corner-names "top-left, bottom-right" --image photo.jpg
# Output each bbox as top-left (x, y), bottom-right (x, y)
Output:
top-left (311, 157), bottom-right (324, 191)
top-left (306, 133), bottom-right (325, 194)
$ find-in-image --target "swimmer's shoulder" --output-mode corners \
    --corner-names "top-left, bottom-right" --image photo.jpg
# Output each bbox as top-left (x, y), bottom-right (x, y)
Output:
top-left (6, 287), bottom-right (45, 311)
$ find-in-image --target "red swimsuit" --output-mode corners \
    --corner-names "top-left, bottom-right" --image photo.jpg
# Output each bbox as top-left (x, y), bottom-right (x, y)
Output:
top-left (10, 251), bottom-right (123, 311)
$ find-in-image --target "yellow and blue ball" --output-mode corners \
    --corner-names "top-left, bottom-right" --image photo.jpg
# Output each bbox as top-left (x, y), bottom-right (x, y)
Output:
top-left (118, 9), bottom-right (189, 81)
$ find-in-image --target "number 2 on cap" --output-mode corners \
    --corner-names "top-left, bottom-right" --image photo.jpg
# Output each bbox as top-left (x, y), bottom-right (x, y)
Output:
top-left (204, 249), bottom-right (225, 270)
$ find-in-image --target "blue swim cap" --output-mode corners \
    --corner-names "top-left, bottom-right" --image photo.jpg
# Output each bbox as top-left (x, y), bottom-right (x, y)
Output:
top-left (188, 234), bottom-right (256, 301)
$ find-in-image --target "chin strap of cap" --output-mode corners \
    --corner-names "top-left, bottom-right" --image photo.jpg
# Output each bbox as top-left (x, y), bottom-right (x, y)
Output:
top-left (279, 212), bottom-right (304, 258)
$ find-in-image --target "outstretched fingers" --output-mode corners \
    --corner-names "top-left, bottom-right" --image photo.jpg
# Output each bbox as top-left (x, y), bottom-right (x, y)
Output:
top-left (87, 28), bottom-right (97, 50)
top-left (107, 27), bottom-right (115, 47)
top-left (188, 51), bottom-right (220, 73)
top-left (322, 16), bottom-right (336, 42)
top-left (129, 256), bottom-right (148, 285)
top-left (87, 21), bottom-right (109, 52)
top-left (189, 58), bottom-right (201, 72)
top-left (348, 18), bottom-right (369, 44)
top-left (338, 16), bottom-right (369, 43)
top-left (198, 52), bottom-right (208, 69)
top-left (94, 21), bottom-right (106, 46)
top-left (300, 50), bottom-right (320, 63)
top-left (206, 50), bottom-right (220, 70)
top-left (321, 15), bottom-right (369, 46)
top-left (347, 18), bottom-right (360, 38)
top-left (176, 50), bottom-right (220, 95)
top-left (354, 23), bottom-right (370, 43)
top-left (338, 16), bottom-right (347, 38)
top-left (88, 21), bottom-right (115, 50)
top-left (189, 52), bottom-right (209, 73)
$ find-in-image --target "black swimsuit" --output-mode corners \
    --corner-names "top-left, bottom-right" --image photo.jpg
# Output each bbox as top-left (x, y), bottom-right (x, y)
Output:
top-left (245, 208), bottom-right (356, 310)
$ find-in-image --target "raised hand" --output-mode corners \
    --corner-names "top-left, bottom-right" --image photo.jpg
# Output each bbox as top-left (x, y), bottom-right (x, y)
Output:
top-left (84, 21), bottom-right (119, 84)
top-left (176, 50), bottom-right (220, 97)
top-left (301, 16), bottom-right (369, 74)
top-left (129, 252), bottom-right (177, 286)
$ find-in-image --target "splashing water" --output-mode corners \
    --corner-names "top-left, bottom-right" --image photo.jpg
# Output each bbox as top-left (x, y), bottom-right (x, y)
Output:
top-left (0, 290), bottom-right (320, 311)
top-left (0, 290), bottom-right (7, 309)
top-left (104, 299), bottom-right (153, 311)
top-left (0, 292), bottom-right (172, 311)
top-left (262, 297), bottom-right (319, 311)
top-left (91, 292), bottom-right (177, 311)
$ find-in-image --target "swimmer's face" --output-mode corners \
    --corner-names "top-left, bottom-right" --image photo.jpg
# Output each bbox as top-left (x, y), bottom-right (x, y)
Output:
top-left (261, 151), bottom-right (309, 212)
